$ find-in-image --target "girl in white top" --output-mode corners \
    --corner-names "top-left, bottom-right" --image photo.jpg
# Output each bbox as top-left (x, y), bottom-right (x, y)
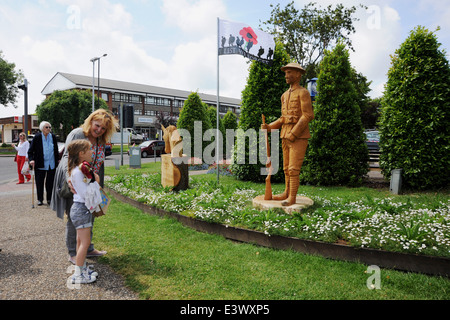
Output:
top-left (67, 140), bottom-right (101, 284)
top-left (12, 132), bottom-right (31, 184)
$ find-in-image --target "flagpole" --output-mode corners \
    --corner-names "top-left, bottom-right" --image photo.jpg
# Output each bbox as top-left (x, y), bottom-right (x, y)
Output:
top-left (216, 17), bottom-right (220, 184)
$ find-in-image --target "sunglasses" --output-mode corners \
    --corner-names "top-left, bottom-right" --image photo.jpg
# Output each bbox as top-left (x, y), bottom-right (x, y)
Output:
top-left (45, 126), bottom-right (51, 129)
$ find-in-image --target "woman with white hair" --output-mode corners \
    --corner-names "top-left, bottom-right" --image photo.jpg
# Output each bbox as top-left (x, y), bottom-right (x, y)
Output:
top-left (28, 121), bottom-right (59, 206)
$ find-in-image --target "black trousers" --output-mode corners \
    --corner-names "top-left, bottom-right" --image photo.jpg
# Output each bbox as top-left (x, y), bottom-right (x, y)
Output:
top-left (35, 168), bottom-right (56, 203)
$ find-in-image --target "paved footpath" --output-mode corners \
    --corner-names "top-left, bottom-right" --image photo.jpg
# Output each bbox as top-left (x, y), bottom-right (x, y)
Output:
top-left (0, 179), bottom-right (139, 300)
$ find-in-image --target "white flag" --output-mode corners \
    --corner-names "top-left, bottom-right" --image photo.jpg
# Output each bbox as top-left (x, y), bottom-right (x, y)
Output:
top-left (218, 18), bottom-right (275, 65)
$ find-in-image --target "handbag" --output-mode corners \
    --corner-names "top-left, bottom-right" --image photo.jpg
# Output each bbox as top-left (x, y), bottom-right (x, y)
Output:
top-left (59, 180), bottom-right (73, 199)
top-left (21, 162), bottom-right (30, 175)
top-left (14, 154), bottom-right (17, 162)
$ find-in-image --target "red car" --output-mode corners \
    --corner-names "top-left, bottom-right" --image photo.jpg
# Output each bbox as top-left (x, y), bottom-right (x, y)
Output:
top-left (128, 140), bottom-right (166, 158)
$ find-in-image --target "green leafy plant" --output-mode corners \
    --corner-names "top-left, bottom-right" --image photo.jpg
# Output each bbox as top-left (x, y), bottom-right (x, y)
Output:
top-left (301, 42), bottom-right (369, 186)
top-left (176, 92), bottom-right (212, 158)
top-left (379, 26), bottom-right (450, 190)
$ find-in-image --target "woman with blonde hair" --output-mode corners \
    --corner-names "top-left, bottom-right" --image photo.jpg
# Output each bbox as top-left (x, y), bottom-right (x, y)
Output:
top-left (51, 108), bottom-right (117, 264)
top-left (12, 132), bottom-right (32, 184)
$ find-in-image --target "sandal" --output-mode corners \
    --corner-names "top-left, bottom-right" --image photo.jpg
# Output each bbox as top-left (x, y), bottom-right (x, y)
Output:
top-left (86, 250), bottom-right (107, 257)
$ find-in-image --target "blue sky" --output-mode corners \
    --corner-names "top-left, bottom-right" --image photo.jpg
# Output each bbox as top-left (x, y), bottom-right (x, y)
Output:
top-left (1, 0), bottom-right (449, 119)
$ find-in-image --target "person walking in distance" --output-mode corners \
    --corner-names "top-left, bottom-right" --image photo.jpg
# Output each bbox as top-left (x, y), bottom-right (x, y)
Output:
top-left (12, 132), bottom-right (31, 184)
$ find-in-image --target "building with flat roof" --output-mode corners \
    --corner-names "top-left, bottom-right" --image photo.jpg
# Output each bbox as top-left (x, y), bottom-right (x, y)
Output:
top-left (41, 72), bottom-right (241, 139)
top-left (0, 115), bottom-right (39, 143)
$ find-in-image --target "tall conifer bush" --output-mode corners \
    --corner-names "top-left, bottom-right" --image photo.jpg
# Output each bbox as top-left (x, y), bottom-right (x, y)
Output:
top-left (176, 92), bottom-right (212, 159)
top-left (300, 43), bottom-right (369, 186)
top-left (231, 42), bottom-right (290, 182)
top-left (206, 105), bottom-right (226, 159)
top-left (379, 26), bottom-right (450, 190)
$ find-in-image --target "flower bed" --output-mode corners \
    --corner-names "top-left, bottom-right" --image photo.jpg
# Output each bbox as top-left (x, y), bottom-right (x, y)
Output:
top-left (106, 173), bottom-right (450, 258)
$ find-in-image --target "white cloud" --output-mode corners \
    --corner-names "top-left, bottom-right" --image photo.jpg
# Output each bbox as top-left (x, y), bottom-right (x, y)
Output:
top-left (0, 0), bottom-right (239, 119)
top-left (349, 5), bottom-right (402, 98)
top-left (161, 0), bottom-right (226, 36)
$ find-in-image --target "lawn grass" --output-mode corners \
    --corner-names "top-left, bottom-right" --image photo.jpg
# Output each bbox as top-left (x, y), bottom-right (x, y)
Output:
top-left (99, 162), bottom-right (450, 300)
top-left (93, 196), bottom-right (450, 300)
top-left (106, 163), bottom-right (449, 258)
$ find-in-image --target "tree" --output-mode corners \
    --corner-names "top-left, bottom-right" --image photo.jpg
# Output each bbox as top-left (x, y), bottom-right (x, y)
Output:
top-left (361, 98), bottom-right (381, 130)
top-left (36, 90), bottom-right (108, 140)
top-left (352, 70), bottom-right (373, 128)
top-left (263, 1), bottom-right (365, 83)
top-left (379, 26), bottom-right (450, 190)
top-left (176, 92), bottom-right (212, 159)
top-left (222, 110), bottom-right (238, 131)
top-left (300, 43), bottom-right (369, 186)
top-left (206, 105), bottom-right (225, 159)
top-left (155, 111), bottom-right (177, 129)
top-left (231, 41), bottom-right (290, 182)
top-left (0, 51), bottom-right (24, 107)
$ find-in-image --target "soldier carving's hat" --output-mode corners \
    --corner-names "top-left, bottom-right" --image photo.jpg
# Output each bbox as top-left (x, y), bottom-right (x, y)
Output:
top-left (281, 62), bottom-right (306, 74)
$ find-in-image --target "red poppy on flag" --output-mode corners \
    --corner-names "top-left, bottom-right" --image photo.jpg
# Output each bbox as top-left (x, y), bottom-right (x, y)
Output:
top-left (239, 27), bottom-right (258, 46)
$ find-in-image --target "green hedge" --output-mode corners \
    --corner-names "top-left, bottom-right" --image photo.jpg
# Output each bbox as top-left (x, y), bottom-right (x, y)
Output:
top-left (379, 26), bottom-right (450, 190)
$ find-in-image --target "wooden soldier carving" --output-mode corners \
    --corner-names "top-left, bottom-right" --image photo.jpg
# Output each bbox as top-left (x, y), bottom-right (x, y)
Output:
top-left (261, 63), bottom-right (314, 206)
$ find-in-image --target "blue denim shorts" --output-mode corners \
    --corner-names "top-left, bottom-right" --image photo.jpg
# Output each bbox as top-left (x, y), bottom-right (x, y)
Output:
top-left (70, 202), bottom-right (93, 230)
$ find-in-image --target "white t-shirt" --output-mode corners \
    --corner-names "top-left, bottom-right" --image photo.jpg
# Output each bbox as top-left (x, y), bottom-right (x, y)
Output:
top-left (15, 141), bottom-right (30, 157)
top-left (71, 166), bottom-right (102, 212)
top-left (70, 166), bottom-right (89, 203)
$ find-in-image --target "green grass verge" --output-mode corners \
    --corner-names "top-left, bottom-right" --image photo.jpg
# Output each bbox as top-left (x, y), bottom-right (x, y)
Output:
top-left (99, 162), bottom-right (450, 299)
top-left (93, 194), bottom-right (449, 300)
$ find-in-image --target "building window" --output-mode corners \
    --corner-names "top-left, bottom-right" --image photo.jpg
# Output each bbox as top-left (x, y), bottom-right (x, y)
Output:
top-left (144, 110), bottom-right (157, 116)
top-left (145, 96), bottom-right (155, 105)
top-left (131, 95), bottom-right (142, 103)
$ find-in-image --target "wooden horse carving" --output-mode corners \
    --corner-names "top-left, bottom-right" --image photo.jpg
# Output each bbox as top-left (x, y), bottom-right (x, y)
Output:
top-left (161, 124), bottom-right (183, 157)
top-left (160, 124), bottom-right (188, 191)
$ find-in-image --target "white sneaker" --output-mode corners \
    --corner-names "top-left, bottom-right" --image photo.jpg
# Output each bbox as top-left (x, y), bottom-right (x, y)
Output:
top-left (71, 273), bottom-right (97, 284)
top-left (84, 265), bottom-right (98, 278)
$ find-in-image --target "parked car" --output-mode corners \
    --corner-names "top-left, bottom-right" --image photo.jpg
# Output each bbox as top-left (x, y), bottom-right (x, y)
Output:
top-left (105, 143), bottom-right (112, 157)
top-left (364, 130), bottom-right (380, 152)
top-left (128, 140), bottom-right (166, 158)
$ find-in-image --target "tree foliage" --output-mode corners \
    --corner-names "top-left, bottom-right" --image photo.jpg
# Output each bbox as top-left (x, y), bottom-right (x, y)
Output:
top-left (300, 43), bottom-right (369, 186)
top-left (231, 42), bottom-right (290, 182)
top-left (176, 92), bottom-right (212, 158)
top-left (263, 1), bottom-right (364, 82)
top-left (36, 90), bottom-right (108, 140)
top-left (222, 110), bottom-right (238, 131)
top-left (155, 111), bottom-right (178, 129)
top-left (379, 26), bottom-right (450, 190)
top-left (0, 51), bottom-right (24, 106)
top-left (206, 105), bottom-right (226, 158)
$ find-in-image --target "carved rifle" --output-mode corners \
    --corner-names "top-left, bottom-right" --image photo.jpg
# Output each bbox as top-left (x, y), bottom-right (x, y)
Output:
top-left (262, 114), bottom-right (272, 200)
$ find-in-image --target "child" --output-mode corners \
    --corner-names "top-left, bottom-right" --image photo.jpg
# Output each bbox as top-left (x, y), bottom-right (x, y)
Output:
top-left (67, 140), bottom-right (102, 284)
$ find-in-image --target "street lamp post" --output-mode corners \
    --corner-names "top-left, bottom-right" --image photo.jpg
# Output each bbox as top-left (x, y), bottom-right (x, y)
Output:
top-left (90, 54), bottom-right (107, 112)
top-left (18, 79), bottom-right (28, 138)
